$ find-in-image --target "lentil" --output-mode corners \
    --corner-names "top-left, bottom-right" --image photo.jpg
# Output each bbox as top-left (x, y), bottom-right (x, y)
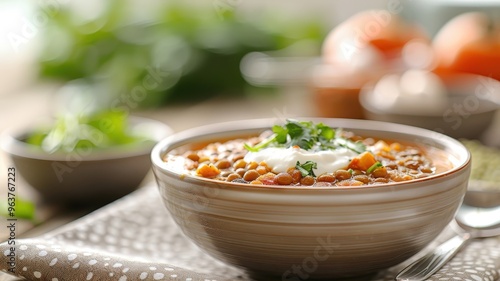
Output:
top-left (256, 166), bottom-right (268, 175)
top-left (227, 173), bottom-right (241, 182)
top-left (335, 170), bottom-right (351, 180)
top-left (243, 170), bottom-right (260, 181)
top-left (276, 173), bottom-right (293, 185)
top-left (301, 176), bottom-right (315, 186)
top-left (317, 174), bottom-right (336, 183)
top-left (233, 159), bottom-right (247, 169)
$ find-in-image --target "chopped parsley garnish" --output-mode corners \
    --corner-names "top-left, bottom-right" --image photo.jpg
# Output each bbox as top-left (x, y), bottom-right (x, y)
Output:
top-left (333, 136), bottom-right (366, 154)
top-left (244, 134), bottom-right (277, 152)
top-left (296, 161), bottom-right (317, 177)
top-left (244, 119), bottom-right (366, 154)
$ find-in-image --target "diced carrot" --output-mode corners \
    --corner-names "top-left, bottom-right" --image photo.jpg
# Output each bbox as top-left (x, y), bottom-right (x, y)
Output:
top-left (196, 163), bottom-right (220, 178)
top-left (348, 151), bottom-right (377, 171)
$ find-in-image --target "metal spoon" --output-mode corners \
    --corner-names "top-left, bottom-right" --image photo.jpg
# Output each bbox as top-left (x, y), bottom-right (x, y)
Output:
top-left (395, 190), bottom-right (500, 281)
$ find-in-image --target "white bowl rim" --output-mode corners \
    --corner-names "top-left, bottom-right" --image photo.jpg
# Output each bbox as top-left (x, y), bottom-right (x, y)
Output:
top-left (1, 116), bottom-right (173, 161)
top-left (151, 117), bottom-right (471, 191)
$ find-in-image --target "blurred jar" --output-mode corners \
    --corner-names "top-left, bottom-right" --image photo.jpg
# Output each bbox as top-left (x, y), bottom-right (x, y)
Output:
top-left (309, 47), bottom-right (390, 119)
top-left (310, 64), bottom-right (370, 119)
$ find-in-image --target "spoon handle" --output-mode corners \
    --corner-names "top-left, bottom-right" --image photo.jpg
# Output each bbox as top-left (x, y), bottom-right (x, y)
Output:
top-left (395, 233), bottom-right (470, 281)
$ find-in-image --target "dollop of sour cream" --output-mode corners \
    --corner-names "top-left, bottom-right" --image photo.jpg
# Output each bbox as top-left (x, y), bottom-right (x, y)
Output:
top-left (244, 147), bottom-right (358, 175)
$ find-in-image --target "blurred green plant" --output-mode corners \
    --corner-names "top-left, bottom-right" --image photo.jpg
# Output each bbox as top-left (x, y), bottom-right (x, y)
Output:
top-left (0, 197), bottom-right (35, 221)
top-left (37, 0), bottom-right (326, 107)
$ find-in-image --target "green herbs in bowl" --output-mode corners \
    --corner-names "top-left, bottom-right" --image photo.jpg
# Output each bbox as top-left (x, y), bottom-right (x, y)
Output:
top-left (1, 110), bottom-right (172, 205)
top-left (26, 110), bottom-right (153, 154)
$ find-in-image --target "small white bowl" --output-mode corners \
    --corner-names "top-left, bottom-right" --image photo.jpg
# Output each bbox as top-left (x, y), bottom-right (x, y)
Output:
top-left (1, 116), bottom-right (172, 205)
top-left (360, 73), bottom-right (500, 139)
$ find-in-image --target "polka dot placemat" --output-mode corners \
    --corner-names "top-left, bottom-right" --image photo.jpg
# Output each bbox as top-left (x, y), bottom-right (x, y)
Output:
top-left (1, 185), bottom-right (499, 281)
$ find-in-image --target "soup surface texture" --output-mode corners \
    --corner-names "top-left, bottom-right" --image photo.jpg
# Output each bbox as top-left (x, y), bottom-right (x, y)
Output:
top-left (164, 120), bottom-right (452, 187)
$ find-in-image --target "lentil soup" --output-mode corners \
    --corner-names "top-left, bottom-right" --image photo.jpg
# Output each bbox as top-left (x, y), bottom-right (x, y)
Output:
top-left (163, 120), bottom-right (453, 187)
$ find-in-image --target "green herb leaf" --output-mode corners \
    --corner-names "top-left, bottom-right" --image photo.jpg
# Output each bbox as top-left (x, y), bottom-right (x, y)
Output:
top-left (272, 125), bottom-right (288, 144)
top-left (285, 120), bottom-right (305, 139)
top-left (367, 162), bottom-right (383, 174)
top-left (244, 134), bottom-right (277, 152)
top-left (335, 137), bottom-right (366, 154)
top-left (296, 160), bottom-right (317, 177)
top-left (25, 109), bottom-right (149, 153)
top-left (317, 123), bottom-right (335, 141)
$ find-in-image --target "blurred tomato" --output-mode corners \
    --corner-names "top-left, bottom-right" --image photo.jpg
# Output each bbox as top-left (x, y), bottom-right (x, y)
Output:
top-left (433, 12), bottom-right (500, 81)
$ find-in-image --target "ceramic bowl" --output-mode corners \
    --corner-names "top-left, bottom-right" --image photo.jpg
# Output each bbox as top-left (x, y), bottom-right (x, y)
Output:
top-left (359, 73), bottom-right (500, 139)
top-left (151, 118), bottom-right (471, 279)
top-left (1, 116), bottom-right (172, 205)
